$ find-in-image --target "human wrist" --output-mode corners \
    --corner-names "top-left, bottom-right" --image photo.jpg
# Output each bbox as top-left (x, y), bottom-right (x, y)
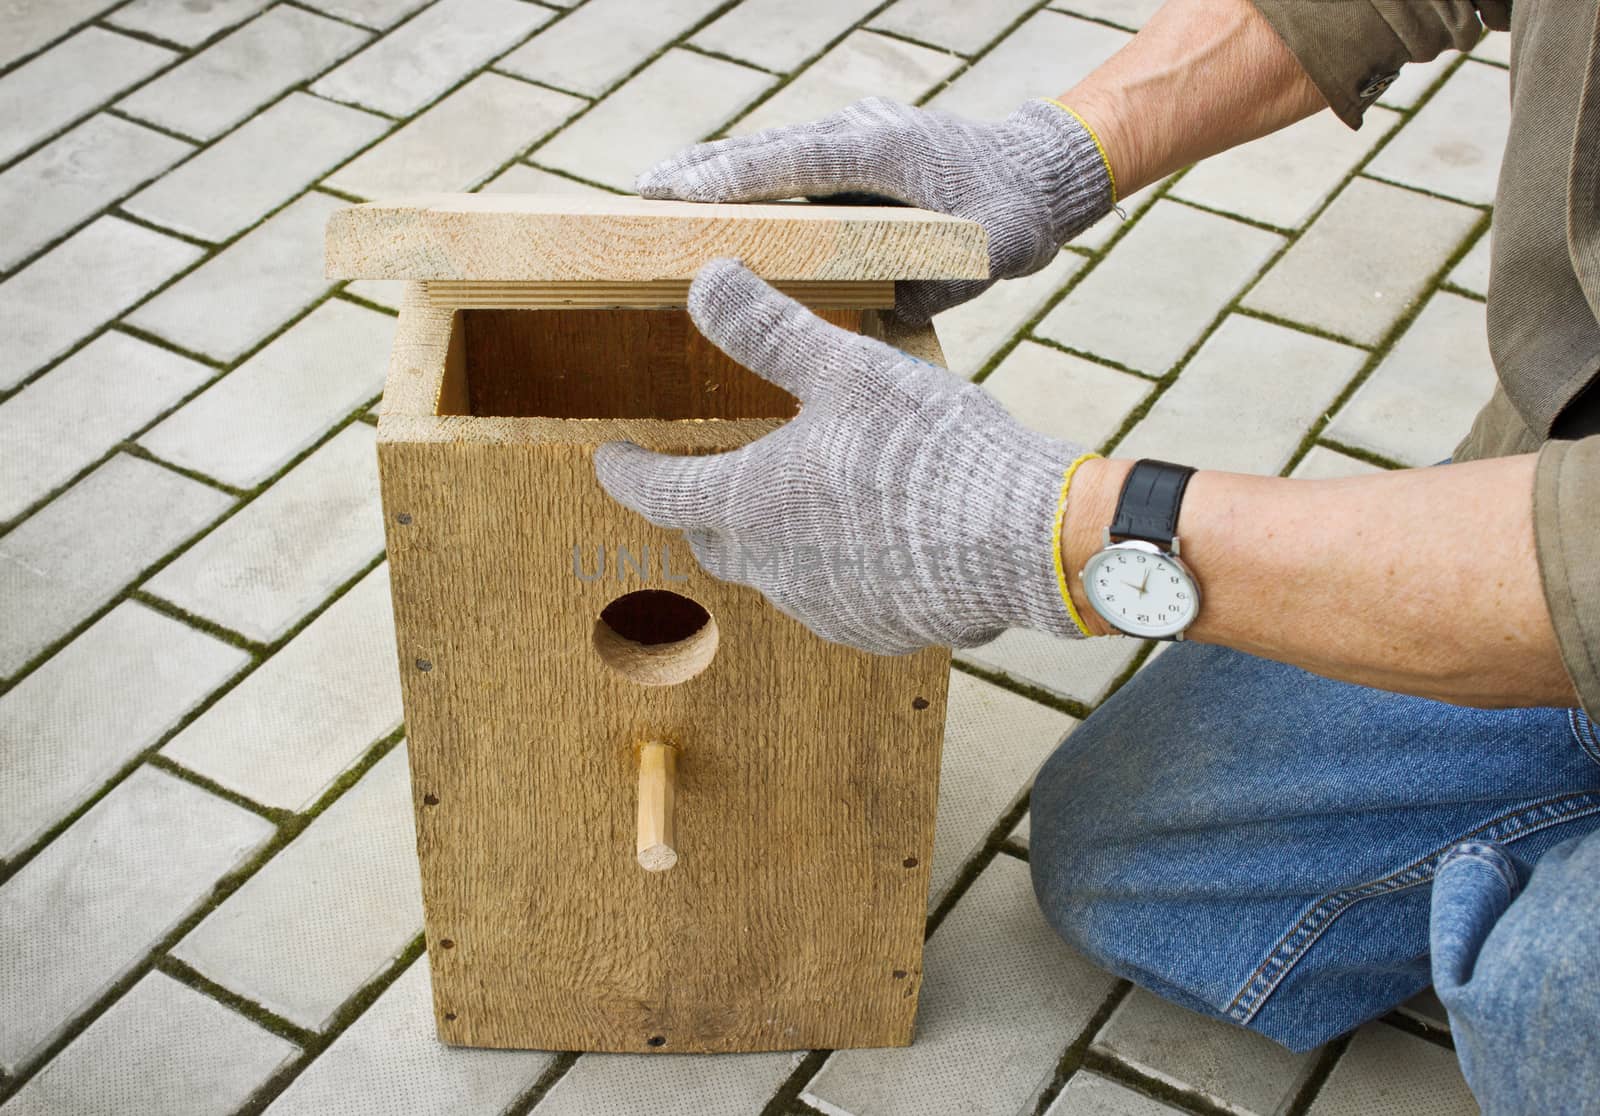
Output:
top-left (1061, 456), bottom-right (1135, 637)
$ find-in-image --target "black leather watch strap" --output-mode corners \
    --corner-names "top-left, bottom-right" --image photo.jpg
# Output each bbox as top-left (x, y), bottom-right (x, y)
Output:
top-left (1109, 459), bottom-right (1197, 547)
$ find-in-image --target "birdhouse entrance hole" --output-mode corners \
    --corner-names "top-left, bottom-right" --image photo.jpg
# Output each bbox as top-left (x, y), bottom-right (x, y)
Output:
top-left (594, 588), bottom-right (719, 686)
top-left (437, 308), bottom-right (827, 420)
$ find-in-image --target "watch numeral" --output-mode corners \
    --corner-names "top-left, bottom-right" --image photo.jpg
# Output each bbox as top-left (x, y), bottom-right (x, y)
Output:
top-left (1136, 555), bottom-right (1146, 564)
top-left (1177, 591), bottom-right (1188, 599)
top-left (1170, 576), bottom-right (1180, 584)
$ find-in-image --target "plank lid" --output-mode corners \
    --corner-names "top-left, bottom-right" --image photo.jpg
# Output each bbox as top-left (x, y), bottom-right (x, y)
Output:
top-left (324, 193), bottom-right (990, 282)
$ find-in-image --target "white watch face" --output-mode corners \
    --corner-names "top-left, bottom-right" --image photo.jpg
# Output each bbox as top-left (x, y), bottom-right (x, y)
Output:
top-left (1082, 541), bottom-right (1199, 638)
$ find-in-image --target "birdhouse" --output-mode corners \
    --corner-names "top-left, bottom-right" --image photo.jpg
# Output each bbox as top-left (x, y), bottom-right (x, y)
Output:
top-left (324, 195), bottom-right (990, 1054)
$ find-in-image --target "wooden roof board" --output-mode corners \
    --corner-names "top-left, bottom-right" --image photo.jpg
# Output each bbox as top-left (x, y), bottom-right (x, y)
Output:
top-left (324, 194), bottom-right (990, 282)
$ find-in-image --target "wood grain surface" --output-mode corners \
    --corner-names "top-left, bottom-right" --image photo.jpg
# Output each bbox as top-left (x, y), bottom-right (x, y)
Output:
top-left (424, 279), bottom-right (895, 309)
top-left (326, 194), bottom-right (989, 282)
top-left (378, 283), bottom-right (952, 1052)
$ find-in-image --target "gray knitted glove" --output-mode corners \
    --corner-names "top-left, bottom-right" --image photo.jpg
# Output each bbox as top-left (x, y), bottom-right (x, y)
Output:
top-left (594, 259), bottom-right (1092, 655)
top-left (635, 97), bottom-right (1115, 325)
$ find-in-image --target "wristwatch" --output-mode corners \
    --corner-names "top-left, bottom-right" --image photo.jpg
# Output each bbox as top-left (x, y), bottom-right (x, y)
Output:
top-left (1080, 459), bottom-right (1201, 640)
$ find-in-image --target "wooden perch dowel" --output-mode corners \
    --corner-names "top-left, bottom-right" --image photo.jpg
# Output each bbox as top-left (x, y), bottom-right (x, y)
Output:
top-left (637, 741), bottom-right (678, 872)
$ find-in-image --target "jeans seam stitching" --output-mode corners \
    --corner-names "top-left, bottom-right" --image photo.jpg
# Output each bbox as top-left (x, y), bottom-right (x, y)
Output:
top-left (1223, 791), bottom-right (1600, 1025)
top-left (1573, 708), bottom-right (1600, 767)
top-left (1437, 841), bottom-right (1520, 896)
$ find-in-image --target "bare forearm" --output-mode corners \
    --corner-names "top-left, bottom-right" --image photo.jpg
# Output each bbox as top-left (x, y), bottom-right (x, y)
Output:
top-left (1065, 456), bottom-right (1578, 708)
top-left (1061, 0), bottom-right (1327, 196)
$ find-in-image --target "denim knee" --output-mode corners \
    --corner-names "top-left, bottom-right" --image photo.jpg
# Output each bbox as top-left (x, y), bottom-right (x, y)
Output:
top-left (1434, 831), bottom-right (1600, 1114)
top-left (1026, 707), bottom-right (1230, 1022)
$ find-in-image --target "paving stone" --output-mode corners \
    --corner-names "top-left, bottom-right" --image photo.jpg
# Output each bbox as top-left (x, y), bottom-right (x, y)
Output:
top-left (0, 766), bottom-right (274, 1073)
top-left (1367, 61), bottom-right (1508, 207)
top-left (959, 630), bottom-right (1145, 708)
top-left (935, 252), bottom-right (1085, 376)
top-left (1037, 201), bottom-right (1283, 376)
top-left (1243, 177), bottom-right (1479, 346)
top-left (537, 50), bottom-right (774, 192)
top-left (162, 565), bottom-right (400, 811)
top-left (1398, 989), bottom-right (1451, 1031)
top-left (533, 1049), bottom-right (802, 1116)
top-left (1092, 988), bottom-right (1316, 1116)
top-left (928, 11), bottom-right (1129, 122)
top-left (327, 73), bottom-right (585, 199)
top-left (1307, 1025), bottom-right (1476, 1115)
top-left (983, 340), bottom-right (1150, 449)
top-left (0, 454), bottom-right (232, 678)
top-left (299, 0), bottom-right (431, 29)
top-left (1172, 106), bottom-right (1399, 230)
top-left (0, 216), bottom-right (203, 392)
top-left (1325, 292), bottom-right (1494, 467)
top-left (1048, 0), bottom-right (1165, 29)
top-left (126, 192), bottom-right (341, 362)
top-left (0, 28), bottom-right (174, 165)
top-left (1449, 231), bottom-right (1490, 296)
top-left (692, 0), bottom-right (883, 74)
top-left (1377, 52), bottom-right (1455, 110)
top-left (342, 279), bottom-right (409, 310)
top-left (173, 745), bottom-right (424, 1031)
top-left (143, 423), bottom-right (385, 643)
top-left (0, 600), bottom-right (248, 858)
top-left (118, 6), bottom-right (370, 140)
top-left (480, 162), bottom-right (612, 195)
top-left (497, 0), bottom-right (724, 98)
top-left (312, 0), bottom-right (550, 117)
top-left (1291, 447), bottom-right (1385, 481)
top-left (139, 297), bottom-right (393, 488)
top-left (106, 0), bottom-right (274, 47)
top-left (803, 855), bottom-right (1119, 1116)
top-left (0, 331), bottom-right (213, 523)
top-left (0, 114), bottom-right (191, 270)
top-left (929, 672), bottom-right (1074, 909)
top-left (1114, 314), bottom-right (1364, 474)
top-left (1074, 177), bottom-right (1162, 252)
top-left (1, 971), bottom-right (299, 1116)
top-left (1044, 1072), bottom-right (1185, 1116)
top-left (1, 0), bottom-right (122, 68)
top-left (733, 31), bottom-right (960, 136)
top-left (265, 956), bottom-right (550, 1115)
top-left (1010, 812), bottom-right (1030, 848)
top-left (125, 93), bottom-right (389, 243)
top-left (1472, 29), bottom-right (1511, 66)
top-left (871, 0), bottom-right (1036, 55)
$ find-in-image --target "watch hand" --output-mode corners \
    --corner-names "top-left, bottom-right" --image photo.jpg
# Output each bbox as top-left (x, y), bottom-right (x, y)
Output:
top-left (1139, 569), bottom-right (1151, 593)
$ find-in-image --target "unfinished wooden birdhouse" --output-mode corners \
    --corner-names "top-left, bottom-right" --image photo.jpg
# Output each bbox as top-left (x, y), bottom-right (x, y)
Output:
top-left (324, 194), bottom-right (989, 1054)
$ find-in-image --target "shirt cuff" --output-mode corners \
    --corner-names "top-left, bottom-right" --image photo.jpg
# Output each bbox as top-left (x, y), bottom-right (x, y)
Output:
top-left (1248, 0), bottom-right (1493, 129)
top-left (1534, 436), bottom-right (1600, 714)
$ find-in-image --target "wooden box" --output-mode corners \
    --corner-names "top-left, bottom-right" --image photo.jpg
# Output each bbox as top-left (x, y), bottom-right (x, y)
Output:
top-left (324, 195), bottom-right (990, 1053)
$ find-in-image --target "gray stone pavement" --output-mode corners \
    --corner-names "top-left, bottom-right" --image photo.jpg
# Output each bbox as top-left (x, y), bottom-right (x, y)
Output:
top-left (0, 0), bottom-right (1501, 1112)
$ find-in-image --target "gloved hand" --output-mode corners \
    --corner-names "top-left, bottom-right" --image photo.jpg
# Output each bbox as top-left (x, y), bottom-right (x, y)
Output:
top-left (594, 259), bottom-right (1095, 655)
top-left (635, 97), bottom-right (1116, 325)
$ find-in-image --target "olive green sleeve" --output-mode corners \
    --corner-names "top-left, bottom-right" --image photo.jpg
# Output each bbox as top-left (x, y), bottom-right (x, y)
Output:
top-left (1248, 0), bottom-right (1506, 128)
top-left (1534, 436), bottom-right (1600, 714)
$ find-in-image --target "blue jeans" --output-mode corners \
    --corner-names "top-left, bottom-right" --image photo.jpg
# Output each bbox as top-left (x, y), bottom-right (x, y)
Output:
top-left (1029, 641), bottom-right (1600, 1114)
